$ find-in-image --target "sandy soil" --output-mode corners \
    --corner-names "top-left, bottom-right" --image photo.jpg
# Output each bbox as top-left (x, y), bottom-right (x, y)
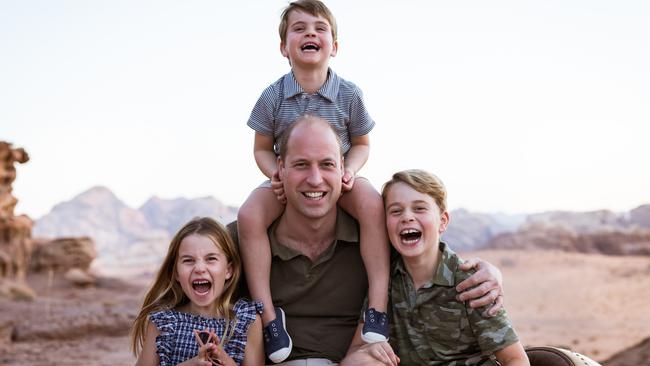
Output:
top-left (1, 249), bottom-right (648, 365)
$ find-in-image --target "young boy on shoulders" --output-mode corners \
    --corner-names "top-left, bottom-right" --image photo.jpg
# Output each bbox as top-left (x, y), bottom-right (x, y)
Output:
top-left (237, 0), bottom-right (391, 363)
top-left (380, 170), bottom-right (529, 366)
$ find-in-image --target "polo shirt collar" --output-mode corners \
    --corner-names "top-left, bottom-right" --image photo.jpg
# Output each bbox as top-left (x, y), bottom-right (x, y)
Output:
top-left (269, 207), bottom-right (359, 261)
top-left (393, 242), bottom-right (457, 287)
top-left (282, 68), bottom-right (339, 102)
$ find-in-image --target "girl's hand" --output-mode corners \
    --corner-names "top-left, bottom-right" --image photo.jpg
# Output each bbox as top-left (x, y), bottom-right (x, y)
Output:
top-left (341, 168), bottom-right (355, 192)
top-left (271, 170), bottom-right (286, 203)
top-left (209, 344), bottom-right (238, 366)
top-left (177, 343), bottom-right (215, 366)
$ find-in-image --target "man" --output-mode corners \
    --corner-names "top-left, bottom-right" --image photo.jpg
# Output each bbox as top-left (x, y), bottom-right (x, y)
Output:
top-left (231, 115), bottom-right (504, 365)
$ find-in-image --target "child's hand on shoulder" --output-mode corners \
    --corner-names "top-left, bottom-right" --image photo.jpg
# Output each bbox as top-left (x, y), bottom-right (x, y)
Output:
top-left (342, 168), bottom-right (356, 192)
top-left (271, 170), bottom-right (286, 203)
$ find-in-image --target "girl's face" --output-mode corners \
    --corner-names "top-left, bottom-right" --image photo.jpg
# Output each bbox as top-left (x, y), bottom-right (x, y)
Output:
top-left (175, 234), bottom-right (232, 316)
top-left (385, 182), bottom-right (449, 261)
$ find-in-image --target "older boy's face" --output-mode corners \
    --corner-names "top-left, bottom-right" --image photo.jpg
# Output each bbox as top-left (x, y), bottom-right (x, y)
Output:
top-left (385, 182), bottom-right (449, 261)
top-left (281, 10), bottom-right (337, 68)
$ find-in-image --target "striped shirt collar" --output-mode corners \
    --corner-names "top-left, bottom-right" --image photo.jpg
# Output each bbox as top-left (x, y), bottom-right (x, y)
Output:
top-left (283, 68), bottom-right (340, 102)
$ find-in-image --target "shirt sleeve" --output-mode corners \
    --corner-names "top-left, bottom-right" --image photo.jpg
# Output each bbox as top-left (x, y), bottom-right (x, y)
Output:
top-left (149, 311), bottom-right (177, 366)
top-left (348, 86), bottom-right (375, 137)
top-left (247, 84), bottom-right (278, 136)
top-left (457, 268), bottom-right (519, 355)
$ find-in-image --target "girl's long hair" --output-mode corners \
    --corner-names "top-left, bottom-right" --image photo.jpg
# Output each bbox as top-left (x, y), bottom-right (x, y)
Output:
top-left (130, 217), bottom-right (241, 356)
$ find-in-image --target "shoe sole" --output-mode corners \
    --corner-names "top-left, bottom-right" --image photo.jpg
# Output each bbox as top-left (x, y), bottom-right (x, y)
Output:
top-left (268, 308), bottom-right (293, 363)
top-left (361, 331), bottom-right (388, 344)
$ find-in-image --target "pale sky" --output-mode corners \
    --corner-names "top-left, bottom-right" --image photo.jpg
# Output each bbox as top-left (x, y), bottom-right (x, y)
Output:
top-left (3, 0), bottom-right (649, 218)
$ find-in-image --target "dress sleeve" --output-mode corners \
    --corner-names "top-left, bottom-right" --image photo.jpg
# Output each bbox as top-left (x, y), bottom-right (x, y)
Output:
top-left (149, 310), bottom-right (177, 366)
top-left (223, 299), bottom-right (263, 365)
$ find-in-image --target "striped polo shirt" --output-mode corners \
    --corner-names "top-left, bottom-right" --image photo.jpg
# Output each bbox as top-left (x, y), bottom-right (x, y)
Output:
top-left (247, 68), bottom-right (375, 155)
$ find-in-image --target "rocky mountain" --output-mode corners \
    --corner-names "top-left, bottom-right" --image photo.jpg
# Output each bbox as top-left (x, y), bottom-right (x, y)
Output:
top-left (33, 186), bottom-right (238, 274)
top-left (441, 208), bottom-right (525, 251)
top-left (486, 205), bottom-right (650, 255)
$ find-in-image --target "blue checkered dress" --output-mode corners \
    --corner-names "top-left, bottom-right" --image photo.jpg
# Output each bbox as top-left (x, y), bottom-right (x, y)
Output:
top-left (149, 299), bottom-right (262, 366)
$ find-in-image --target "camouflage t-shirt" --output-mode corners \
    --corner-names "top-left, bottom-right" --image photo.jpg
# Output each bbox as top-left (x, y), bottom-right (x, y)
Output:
top-left (389, 242), bottom-right (519, 366)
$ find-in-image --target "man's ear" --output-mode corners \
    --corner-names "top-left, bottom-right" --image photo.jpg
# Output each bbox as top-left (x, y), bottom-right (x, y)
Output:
top-left (439, 211), bottom-right (450, 234)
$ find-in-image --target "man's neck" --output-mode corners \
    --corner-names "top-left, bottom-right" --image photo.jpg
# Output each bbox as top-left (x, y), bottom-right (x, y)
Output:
top-left (292, 65), bottom-right (329, 94)
top-left (402, 246), bottom-right (442, 290)
top-left (275, 207), bottom-right (338, 262)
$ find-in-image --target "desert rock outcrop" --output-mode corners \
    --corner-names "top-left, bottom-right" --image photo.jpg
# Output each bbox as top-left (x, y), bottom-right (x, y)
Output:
top-left (0, 142), bottom-right (32, 283)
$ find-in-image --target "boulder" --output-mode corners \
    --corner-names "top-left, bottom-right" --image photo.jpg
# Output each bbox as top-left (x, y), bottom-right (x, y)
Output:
top-left (30, 237), bottom-right (97, 273)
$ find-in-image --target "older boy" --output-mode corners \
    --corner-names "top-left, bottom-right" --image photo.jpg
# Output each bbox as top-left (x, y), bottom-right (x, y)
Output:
top-left (237, 1), bottom-right (390, 362)
top-left (378, 170), bottom-right (529, 366)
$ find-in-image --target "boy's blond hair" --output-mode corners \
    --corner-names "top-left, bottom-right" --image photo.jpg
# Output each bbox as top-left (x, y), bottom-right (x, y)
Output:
top-left (279, 0), bottom-right (338, 44)
top-left (382, 169), bottom-right (448, 213)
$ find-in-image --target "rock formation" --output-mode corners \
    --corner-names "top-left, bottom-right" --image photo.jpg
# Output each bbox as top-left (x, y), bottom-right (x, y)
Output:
top-left (0, 141), bottom-right (32, 283)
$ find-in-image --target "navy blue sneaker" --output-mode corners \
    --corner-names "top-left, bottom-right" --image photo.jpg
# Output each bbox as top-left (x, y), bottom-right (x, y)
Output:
top-left (362, 308), bottom-right (389, 343)
top-left (264, 307), bottom-right (293, 363)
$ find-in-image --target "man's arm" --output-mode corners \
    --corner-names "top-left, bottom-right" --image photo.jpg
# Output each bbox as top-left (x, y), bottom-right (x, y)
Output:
top-left (457, 258), bottom-right (504, 317)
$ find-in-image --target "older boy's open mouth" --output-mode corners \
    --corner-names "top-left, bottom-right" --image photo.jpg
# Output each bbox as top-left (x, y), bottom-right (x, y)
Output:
top-left (400, 229), bottom-right (422, 243)
top-left (192, 280), bottom-right (212, 294)
top-left (301, 43), bottom-right (320, 51)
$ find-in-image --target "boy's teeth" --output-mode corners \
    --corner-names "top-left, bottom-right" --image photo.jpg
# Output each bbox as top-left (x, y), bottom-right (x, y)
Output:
top-left (305, 192), bottom-right (324, 198)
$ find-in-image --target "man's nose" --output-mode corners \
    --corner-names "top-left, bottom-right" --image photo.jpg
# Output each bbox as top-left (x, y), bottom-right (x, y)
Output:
top-left (306, 166), bottom-right (323, 185)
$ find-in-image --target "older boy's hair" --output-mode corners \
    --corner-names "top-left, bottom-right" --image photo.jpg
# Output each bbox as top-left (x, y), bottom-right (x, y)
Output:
top-left (382, 169), bottom-right (448, 213)
top-left (278, 114), bottom-right (343, 160)
top-left (279, 0), bottom-right (338, 44)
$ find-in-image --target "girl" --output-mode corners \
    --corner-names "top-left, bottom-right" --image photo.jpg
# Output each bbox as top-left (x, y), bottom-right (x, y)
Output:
top-left (131, 217), bottom-right (264, 366)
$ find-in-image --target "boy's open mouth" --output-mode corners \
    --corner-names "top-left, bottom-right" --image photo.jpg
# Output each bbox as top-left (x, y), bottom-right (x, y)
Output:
top-left (301, 42), bottom-right (320, 51)
top-left (400, 229), bottom-right (422, 243)
top-left (192, 279), bottom-right (212, 294)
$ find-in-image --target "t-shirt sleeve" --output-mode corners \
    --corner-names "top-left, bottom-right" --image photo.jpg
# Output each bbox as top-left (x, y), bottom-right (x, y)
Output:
top-left (456, 269), bottom-right (519, 355)
top-left (247, 85), bottom-right (277, 136)
top-left (149, 310), bottom-right (177, 366)
top-left (348, 86), bottom-right (375, 137)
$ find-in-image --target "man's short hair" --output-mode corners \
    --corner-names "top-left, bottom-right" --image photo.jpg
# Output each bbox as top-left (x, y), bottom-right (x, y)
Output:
top-left (382, 169), bottom-right (448, 213)
top-left (279, 0), bottom-right (338, 44)
top-left (278, 114), bottom-right (343, 160)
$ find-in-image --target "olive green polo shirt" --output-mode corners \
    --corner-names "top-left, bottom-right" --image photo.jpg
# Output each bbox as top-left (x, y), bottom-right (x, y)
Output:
top-left (229, 208), bottom-right (368, 363)
top-left (389, 242), bottom-right (518, 366)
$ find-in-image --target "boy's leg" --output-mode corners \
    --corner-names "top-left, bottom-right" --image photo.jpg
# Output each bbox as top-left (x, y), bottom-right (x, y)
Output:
top-left (239, 187), bottom-right (293, 362)
top-left (338, 178), bottom-right (390, 342)
top-left (238, 186), bottom-right (284, 326)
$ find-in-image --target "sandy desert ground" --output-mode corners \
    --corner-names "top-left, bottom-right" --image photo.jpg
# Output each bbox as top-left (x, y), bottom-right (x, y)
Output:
top-left (1, 249), bottom-right (649, 365)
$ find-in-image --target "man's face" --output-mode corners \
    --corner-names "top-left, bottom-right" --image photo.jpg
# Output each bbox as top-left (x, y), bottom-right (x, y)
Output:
top-left (279, 121), bottom-right (343, 220)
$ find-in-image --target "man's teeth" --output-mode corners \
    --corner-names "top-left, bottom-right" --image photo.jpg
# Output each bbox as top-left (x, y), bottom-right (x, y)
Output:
top-left (304, 192), bottom-right (324, 199)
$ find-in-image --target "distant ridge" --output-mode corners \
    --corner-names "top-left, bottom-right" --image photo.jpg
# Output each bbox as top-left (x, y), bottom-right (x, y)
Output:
top-left (33, 186), bottom-right (238, 273)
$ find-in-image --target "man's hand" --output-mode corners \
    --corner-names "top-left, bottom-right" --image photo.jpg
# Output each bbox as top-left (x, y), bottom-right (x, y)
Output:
top-left (341, 342), bottom-right (400, 366)
top-left (271, 170), bottom-right (286, 203)
top-left (341, 168), bottom-right (356, 192)
top-left (456, 258), bottom-right (504, 317)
